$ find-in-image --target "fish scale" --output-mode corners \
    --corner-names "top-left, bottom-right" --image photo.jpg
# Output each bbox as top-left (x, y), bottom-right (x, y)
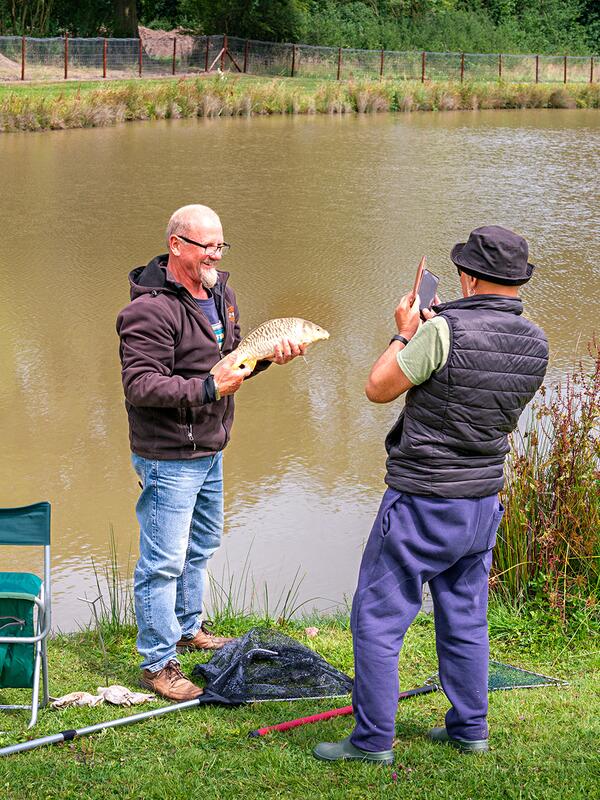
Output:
top-left (211, 317), bottom-right (329, 373)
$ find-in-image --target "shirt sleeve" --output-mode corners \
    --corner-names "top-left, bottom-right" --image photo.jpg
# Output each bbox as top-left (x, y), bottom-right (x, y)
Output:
top-left (396, 316), bottom-right (450, 385)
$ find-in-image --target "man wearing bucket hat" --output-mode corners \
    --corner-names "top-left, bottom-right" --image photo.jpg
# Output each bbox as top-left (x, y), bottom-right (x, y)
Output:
top-left (314, 226), bottom-right (548, 764)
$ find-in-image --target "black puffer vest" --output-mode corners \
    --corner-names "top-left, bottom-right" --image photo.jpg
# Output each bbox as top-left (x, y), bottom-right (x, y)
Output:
top-left (385, 295), bottom-right (548, 498)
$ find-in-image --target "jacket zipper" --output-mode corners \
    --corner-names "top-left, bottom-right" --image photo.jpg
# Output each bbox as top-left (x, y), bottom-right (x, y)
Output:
top-left (185, 409), bottom-right (197, 451)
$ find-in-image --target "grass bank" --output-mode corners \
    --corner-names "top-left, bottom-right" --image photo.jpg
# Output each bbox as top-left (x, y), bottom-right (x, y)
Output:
top-left (0, 606), bottom-right (598, 799)
top-left (1, 74), bottom-right (599, 132)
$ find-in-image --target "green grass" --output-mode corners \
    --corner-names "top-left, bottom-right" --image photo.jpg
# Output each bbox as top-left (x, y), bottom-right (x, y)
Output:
top-left (0, 606), bottom-right (598, 799)
top-left (1, 74), bottom-right (599, 132)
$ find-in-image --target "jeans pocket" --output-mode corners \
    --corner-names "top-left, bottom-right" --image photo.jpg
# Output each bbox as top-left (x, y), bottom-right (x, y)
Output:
top-left (486, 502), bottom-right (505, 549)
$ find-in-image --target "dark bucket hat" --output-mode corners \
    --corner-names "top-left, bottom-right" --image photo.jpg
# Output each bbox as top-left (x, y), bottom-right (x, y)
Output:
top-left (451, 226), bottom-right (535, 286)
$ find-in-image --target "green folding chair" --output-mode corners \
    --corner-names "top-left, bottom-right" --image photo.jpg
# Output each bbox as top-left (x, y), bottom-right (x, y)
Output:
top-left (0, 502), bottom-right (51, 728)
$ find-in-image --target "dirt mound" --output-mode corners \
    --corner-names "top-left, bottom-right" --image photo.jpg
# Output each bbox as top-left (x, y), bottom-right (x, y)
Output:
top-left (0, 52), bottom-right (20, 77)
top-left (138, 25), bottom-right (198, 59)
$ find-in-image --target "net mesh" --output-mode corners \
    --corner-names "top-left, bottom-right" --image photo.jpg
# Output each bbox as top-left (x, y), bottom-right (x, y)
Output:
top-left (191, 627), bottom-right (353, 703)
top-left (427, 660), bottom-right (567, 691)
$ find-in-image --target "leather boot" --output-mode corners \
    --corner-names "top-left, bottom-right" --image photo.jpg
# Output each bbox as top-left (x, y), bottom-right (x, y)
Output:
top-left (140, 661), bottom-right (203, 701)
top-left (176, 621), bottom-right (234, 652)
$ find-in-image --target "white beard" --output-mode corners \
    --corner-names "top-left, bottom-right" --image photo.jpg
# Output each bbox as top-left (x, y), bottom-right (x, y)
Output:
top-left (200, 266), bottom-right (219, 289)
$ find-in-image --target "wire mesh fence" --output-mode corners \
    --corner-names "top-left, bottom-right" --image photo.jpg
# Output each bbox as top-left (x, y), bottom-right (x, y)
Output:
top-left (0, 33), bottom-right (596, 84)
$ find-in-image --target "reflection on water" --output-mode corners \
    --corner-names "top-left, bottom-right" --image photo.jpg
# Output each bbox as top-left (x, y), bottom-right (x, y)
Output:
top-left (1, 110), bottom-right (599, 630)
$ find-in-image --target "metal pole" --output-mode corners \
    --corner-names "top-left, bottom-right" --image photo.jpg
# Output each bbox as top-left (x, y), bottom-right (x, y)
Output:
top-left (221, 35), bottom-right (227, 71)
top-left (172, 37), bottom-right (176, 75)
top-left (243, 39), bottom-right (249, 74)
top-left (421, 51), bottom-right (426, 83)
top-left (291, 44), bottom-right (296, 78)
top-left (591, 56), bottom-right (594, 84)
top-left (205, 37), bottom-right (210, 72)
top-left (535, 54), bottom-right (539, 83)
top-left (460, 52), bottom-right (464, 83)
top-left (337, 47), bottom-right (342, 81)
top-left (380, 48), bottom-right (384, 78)
top-left (64, 32), bottom-right (68, 80)
top-left (563, 54), bottom-right (567, 84)
top-left (498, 53), bottom-right (502, 80)
top-left (21, 35), bottom-right (25, 81)
top-left (103, 37), bottom-right (107, 79)
top-left (138, 37), bottom-right (142, 77)
top-left (0, 697), bottom-right (207, 758)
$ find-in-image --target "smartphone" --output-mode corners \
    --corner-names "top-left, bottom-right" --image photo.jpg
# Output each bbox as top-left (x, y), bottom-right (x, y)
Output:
top-left (413, 257), bottom-right (439, 313)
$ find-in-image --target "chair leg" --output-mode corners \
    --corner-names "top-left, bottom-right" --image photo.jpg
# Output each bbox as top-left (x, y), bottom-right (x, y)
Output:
top-left (28, 640), bottom-right (42, 728)
top-left (41, 634), bottom-right (49, 706)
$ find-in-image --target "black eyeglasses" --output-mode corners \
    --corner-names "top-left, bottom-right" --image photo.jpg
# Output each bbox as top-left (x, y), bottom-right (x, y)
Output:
top-left (177, 235), bottom-right (231, 256)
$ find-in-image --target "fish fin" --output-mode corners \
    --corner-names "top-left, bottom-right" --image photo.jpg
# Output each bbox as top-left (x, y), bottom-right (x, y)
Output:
top-left (240, 358), bottom-right (257, 372)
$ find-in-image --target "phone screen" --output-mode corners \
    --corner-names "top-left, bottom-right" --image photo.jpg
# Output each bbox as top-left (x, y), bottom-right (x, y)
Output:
top-left (417, 269), bottom-right (439, 311)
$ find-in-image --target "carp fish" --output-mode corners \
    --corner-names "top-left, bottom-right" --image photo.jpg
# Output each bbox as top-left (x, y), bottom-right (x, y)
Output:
top-left (211, 317), bottom-right (329, 373)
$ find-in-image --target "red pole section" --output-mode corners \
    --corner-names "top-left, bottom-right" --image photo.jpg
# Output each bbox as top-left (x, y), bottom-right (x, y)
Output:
top-left (21, 35), bottom-right (25, 80)
top-left (498, 53), bottom-right (502, 80)
top-left (421, 51), bottom-right (426, 83)
top-left (563, 54), bottom-right (567, 84)
top-left (243, 39), bottom-right (249, 74)
top-left (535, 54), bottom-right (539, 83)
top-left (138, 37), bottom-right (142, 77)
top-left (64, 32), bottom-right (68, 80)
top-left (591, 56), bottom-right (595, 84)
top-left (460, 52), bottom-right (465, 83)
top-left (103, 38), bottom-right (107, 78)
top-left (172, 37), bottom-right (176, 75)
top-left (291, 44), bottom-right (296, 78)
top-left (380, 48), bottom-right (384, 78)
top-left (221, 35), bottom-right (227, 71)
top-left (337, 47), bottom-right (342, 81)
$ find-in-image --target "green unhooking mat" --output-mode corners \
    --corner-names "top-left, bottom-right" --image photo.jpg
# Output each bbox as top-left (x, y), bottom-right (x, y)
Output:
top-left (0, 572), bottom-right (42, 689)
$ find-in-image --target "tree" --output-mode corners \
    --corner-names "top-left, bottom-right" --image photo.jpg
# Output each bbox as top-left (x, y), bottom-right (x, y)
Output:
top-left (112, 0), bottom-right (138, 36)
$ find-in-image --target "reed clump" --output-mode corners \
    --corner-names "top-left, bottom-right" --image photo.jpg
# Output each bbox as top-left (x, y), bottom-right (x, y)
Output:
top-left (1, 75), bottom-right (599, 132)
top-left (494, 339), bottom-right (600, 617)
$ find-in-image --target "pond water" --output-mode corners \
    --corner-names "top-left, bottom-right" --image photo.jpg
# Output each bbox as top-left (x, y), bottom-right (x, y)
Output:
top-left (1, 109), bottom-right (599, 631)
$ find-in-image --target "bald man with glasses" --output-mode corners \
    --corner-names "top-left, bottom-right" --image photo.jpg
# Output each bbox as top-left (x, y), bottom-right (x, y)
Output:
top-left (117, 204), bottom-right (306, 701)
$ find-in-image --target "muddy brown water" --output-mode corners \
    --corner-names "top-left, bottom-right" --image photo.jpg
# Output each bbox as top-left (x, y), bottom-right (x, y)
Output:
top-left (1, 109), bottom-right (599, 631)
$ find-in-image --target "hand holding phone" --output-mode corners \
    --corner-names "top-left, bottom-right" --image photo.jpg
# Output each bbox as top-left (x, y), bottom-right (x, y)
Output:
top-left (413, 256), bottom-right (439, 317)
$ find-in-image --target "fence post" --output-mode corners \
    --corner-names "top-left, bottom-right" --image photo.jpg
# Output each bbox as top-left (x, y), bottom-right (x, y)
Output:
top-left (138, 37), bottom-right (143, 77)
top-left (591, 56), bottom-right (595, 84)
top-left (535, 54), bottom-right (539, 83)
top-left (498, 53), bottom-right (502, 80)
top-left (243, 39), bottom-right (249, 74)
top-left (21, 35), bottom-right (25, 81)
top-left (221, 35), bottom-right (227, 71)
top-left (421, 51), bottom-right (426, 83)
top-left (291, 44), bottom-right (296, 78)
top-left (337, 47), bottom-right (342, 81)
top-left (172, 37), bottom-right (176, 75)
top-left (205, 37), bottom-right (210, 72)
top-left (460, 52), bottom-right (464, 83)
top-left (103, 37), bottom-right (107, 78)
top-left (380, 48), bottom-right (384, 78)
top-left (64, 32), bottom-right (68, 80)
top-left (563, 54), bottom-right (567, 84)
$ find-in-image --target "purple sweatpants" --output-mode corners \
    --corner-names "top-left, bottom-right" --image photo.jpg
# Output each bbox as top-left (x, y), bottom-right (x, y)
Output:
top-left (350, 489), bottom-right (504, 751)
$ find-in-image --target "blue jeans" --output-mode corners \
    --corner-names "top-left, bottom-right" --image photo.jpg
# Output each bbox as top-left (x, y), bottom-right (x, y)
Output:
top-left (131, 453), bottom-right (224, 672)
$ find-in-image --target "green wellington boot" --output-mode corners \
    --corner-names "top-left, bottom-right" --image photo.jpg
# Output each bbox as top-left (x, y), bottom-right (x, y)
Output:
top-left (427, 727), bottom-right (489, 753)
top-left (313, 736), bottom-right (395, 765)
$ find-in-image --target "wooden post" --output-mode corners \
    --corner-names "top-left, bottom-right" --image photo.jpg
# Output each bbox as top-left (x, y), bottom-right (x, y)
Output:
top-left (460, 52), bottom-right (465, 83)
top-left (221, 35), bottom-right (227, 71)
top-left (21, 35), bottom-right (25, 81)
top-left (172, 37), bottom-right (177, 75)
top-left (64, 32), bottom-right (68, 80)
top-left (380, 48), bottom-right (384, 78)
top-left (563, 54), bottom-right (567, 84)
top-left (103, 37), bottom-right (107, 79)
top-left (535, 54), bottom-right (539, 83)
top-left (291, 44), bottom-right (296, 78)
top-left (498, 53), bottom-right (502, 80)
top-left (421, 51), bottom-right (426, 83)
top-left (204, 37), bottom-right (210, 71)
top-left (591, 56), bottom-right (595, 84)
top-left (337, 47), bottom-right (342, 81)
top-left (138, 37), bottom-right (143, 77)
top-left (243, 39), bottom-right (249, 73)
